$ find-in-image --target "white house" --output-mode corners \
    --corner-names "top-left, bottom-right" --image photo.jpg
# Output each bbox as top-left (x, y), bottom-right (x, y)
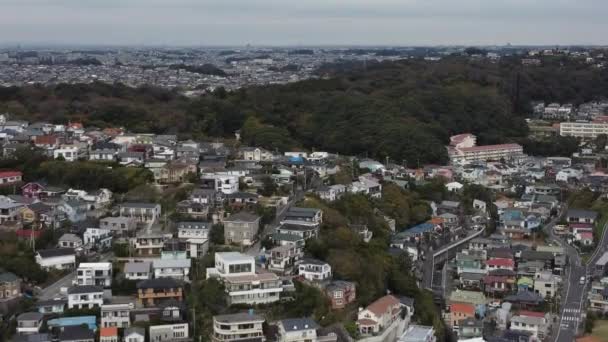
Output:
top-left (119, 203), bottom-right (162, 223)
top-left (556, 168), bottom-right (583, 183)
top-left (0, 201), bottom-right (24, 223)
top-left (445, 182), bottom-right (464, 192)
top-left (206, 252), bottom-right (283, 305)
top-left (100, 216), bottom-right (137, 236)
top-left (316, 184), bottom-right (347, 202)
top-left (357, 295), bottom-right (402, 336)
top-left (75, 262), bottom-right (113, 287)
top-left (177, 221), bottom-right (210, 258)
top-left (58, 233), bottom-right (84, 249)
top-left (36, 248), bottom-right (76, 270)
top-left (201, 174), bottom-right (239, 194)
top-left (349, 175), bottom-right (382, 198)
top-left (124, 327), bottom-right (145, 342)
top-left (101, 302), bottom-right (133, 328)
top-left (510, 313), bottom-right (549, 339)
top-left (149, 323), bottom-right (189, 342)
top-left (277, 318), bottom-right (319, 342)
top-left (53, 144), bottom-right (84, 161)
top-left (297, 259), bottom-right (332, 282)
top-left (67, 285), bottom-right (105, 309)
top-left (212, 313), bottom-right (265, 342)
top-left (152, 258), bottom-right (192, 282)
top-left (83, 228), bottom-right (113, 250)
top-left (16, 312), bottom-right (44, 335)
top-left (124, 262), bottom-right (152, 280)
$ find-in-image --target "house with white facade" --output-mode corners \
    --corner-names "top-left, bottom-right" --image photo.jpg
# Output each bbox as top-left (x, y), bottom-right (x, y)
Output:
top-left (75, 262), bottom-right (113, 287)
top-left (124, 262), bottom-right (152, 280)
top-left (297, 259), bottom-right (332, 282)
top-left (177, 221), bottom-right (210, 258)
top-left (36, 248), bottom-right (76, 270)
top-left (83, 228), bottom-right (113, 250)
top-left (16, 312), bottom-right (44, 335)
top-left (152, 258), bottom-right (192, 282)
top-left (67, 285), bottom-right (105, 309)
top-left (58, 234), bottom-right (83, 249)
top-left (510, 312), bottom-right (549, 339)
top-left (212, 312), bottom-right (265, 342)
top-left (119, 203), bottom-right (161, 223)
top-left (277, 318), bottom-right (320, 342)
top-left (349, 175), bottom-right (382, 198)
top-left (100, 216), bottom-right (137, 236)
top-left (101, 302), bottom-right (133, 328)
top-left (357, 295), bottom-right (402, 336)
top-left (206, 252), bottom-right (283, 305)
top-left (149, 323), bottom-right (189, 342)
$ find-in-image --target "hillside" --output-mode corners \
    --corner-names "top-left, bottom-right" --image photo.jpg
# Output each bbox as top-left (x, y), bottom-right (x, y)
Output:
top-left (1, 56), bottom-right (607, 165)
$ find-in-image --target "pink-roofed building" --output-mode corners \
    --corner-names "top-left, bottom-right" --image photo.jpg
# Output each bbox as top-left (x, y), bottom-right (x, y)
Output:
top-left (447, 134), bottom-right (523, 165)
top-left (0, 171), bottom-right (22, 186)
top-left (577, 231), bottom-right (594, 246)
top-left (486, 258), bottom-right (515, 271)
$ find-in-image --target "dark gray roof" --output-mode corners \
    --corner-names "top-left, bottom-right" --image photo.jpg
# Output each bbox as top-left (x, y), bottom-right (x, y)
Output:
top-left (280, 318), bottom-right (319, 332)
top-left (67, 285), bottom-right (103, 294)
top-left (37, 248), bottom-right (75, 258)
top-left (137, 278), bottom-right (182, 290)
top-left (17, 312), bottom-right (44, 321)
top-left (121, 202), bottom-right (159, 209)
top-left (214, 312), bottom-right (265, 324)
top-left (277, 224), bottom-right (317, 232)
top-left (58, 326), bottom-right (95, 341)
top-left (0, 271), bottom-right (19, 283)
top-left (399, 296), bottom-right (415, 307)
top-left (567, 209), bottom-right (599, 219)
top-left (12, 333), bottom-right (52, 342)
top-left (504, 291), bottom-right (543, 304)
top-left (124, 262), bottom-right (151, 274)
top-left (225, 211), bottom-right (260, 222)
top-left (177, 221), bottom-right (211, 230)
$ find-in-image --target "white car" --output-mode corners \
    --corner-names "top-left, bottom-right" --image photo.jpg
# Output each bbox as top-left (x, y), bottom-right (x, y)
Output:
top-left (580, 276), bottom-right (586, 285)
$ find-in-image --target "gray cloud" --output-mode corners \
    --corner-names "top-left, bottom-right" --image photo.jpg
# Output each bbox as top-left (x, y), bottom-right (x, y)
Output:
top-left (0, 0), bottom-right (605, 46)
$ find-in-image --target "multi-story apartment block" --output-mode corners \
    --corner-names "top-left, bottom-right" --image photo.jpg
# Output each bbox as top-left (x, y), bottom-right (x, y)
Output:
top-left (447, 133), bottom-right (523, 165)
top-left (212, 312), bottom-right (266, 342)
top-left (136, 278), bottom-right (183, 307)
top-left (206, 252), bottom-right (283, 305)
top-left (119, 203), bottom-right (162, 223)
top-left (99, 216), bottom-right (137, 236)
top-left (224, 212), bottom-right (260, 246)
top-left (67, 285), bottom-right (105, 309)
top-left (101, 302), bottom-right (134, 328)
top-left (560, 120), bottom-right (608, 139)
top-left (133, 230), bottom-right (171, 256)
top-left (75, 262), bottom-right (113, 287)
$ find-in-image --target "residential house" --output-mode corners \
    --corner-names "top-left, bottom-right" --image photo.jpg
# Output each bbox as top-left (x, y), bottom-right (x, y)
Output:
top-left (206, 252), bottom-right (283, 305)
top-left (100, 216), bottom-right (137, 236)
top-left (281, 207), bottom-right (323, 228)
top-left (349, 175), bottom-right (382, 198)
top-left (124, 327), bottom-right (146, 342)
top-left (67, 285), bottom-right (105, 309)
top-left (315, 184), bottom-right (346, 202)
top-left (177, 221), bottom-right (210, 258)
top-left (277, 318), bottom-right (319, 342)
top-left (0, 201), bottom-right (24, 223)
top-left (567, 209), bottom-right (598, 224)
top-left (58, 325), bottom-right (95, 342)
top-left (149, 323), bottom-right (189, 342)
top-left (483, 269), bottom-right (516, 297)
top-left (297, 259), bottom-right (332, 282)
top-left (133, 230), bottom-right (170, 256)
top-left (449, 303), bottom-right (475, 329)
top-left (486, 258), bottom-right (515, 272)
top-left (136, 278), bottom-right (183, 307)
top-left (90, 148), bottom-right (120, 162)
top-left (101, 302), bottom-right (133, 328)
top-left (212, 312), bottom-right (265, 342)
top-left (457, 317), bottom-right (483, 340)
top-left (17, 312), bottom-right (44, 335)
top-left (240, 147), bottom-right (274, 161)
top-left (36, 299), bottom-right (67, 315)
top-left (267, 244), bottom-right (301, 275)
top-left (0, 171), bottom-right (22, 186)
top-left (275, 224), bottom-right (318, 241)
top-left (356, 295), bottom-right (402, 335)
top-left (83, 228), bottom-right (112, 250)
top-left (325, 281), bottom-right (356, 310)
top-left (35, 248), bottom-right (76, 270)
top-left (119, 203), bottom-right (161, 223)
top-left (398, 325), bottom-right (436, 342)
top-left (152, 258), bottom-right (192, 282)
top-left (175, 200), bottom-right (210, 219)
top-left (100, 327), bottom-right (119, 342)
top-left (533, 271), bottom-right (559, 298)
top-left (124, 262), bottom-right (152, 280)
top-left (58, 233), bottom-right (83, 249)
top-left (0, 271), bottom-right (21, 312)
top-left (223, 212), bottom-right (260, 246)
top-left (510, 311), bottom-right (549, 339)
top-left (75, 262), bottom-right (112, 287)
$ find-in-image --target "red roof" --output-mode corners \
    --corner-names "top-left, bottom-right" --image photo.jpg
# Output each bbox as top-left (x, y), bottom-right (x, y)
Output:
top-left (570, 223), bottom-right (593, 229)
top-left (580, 232), bottom-right (594, 239)
top-left (451, 303), bottom-right (475, 315)
top-left (15, 229), bottom-right (43, 238)
top-left (486, 258), bottom-right (514, 267)
top-left (459, 143), bottom-right (523, 153)
top-left (519, 310), bottom-right (545, 318)
top-left (0, 171), bottom-right (22, 178)
top-left (365, 295), bottom-right (400, 316)
top-left (34, 135), bottom-right (57, 145)
top-left (100, 327), bottom-right (118, 337)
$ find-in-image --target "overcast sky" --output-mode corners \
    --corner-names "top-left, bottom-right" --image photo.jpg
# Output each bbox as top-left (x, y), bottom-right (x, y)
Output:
top-left (1, 0), bottom-right (606, 46)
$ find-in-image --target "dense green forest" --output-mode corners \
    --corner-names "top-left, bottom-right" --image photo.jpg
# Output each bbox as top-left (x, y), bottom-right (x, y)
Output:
top-left (1, 56), bottom-right (607, 165)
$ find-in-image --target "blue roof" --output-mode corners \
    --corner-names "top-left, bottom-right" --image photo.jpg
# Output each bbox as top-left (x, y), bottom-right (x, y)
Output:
top-left (402, 222), bottom-right (434, 235)
top-left (47, 316), bottom-right (97, 330)
top-left (502, 209), bottom-right (523, 221)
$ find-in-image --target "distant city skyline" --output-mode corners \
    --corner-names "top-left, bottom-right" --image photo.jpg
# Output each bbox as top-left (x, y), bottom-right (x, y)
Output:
top-left (1, 0), bottom-right (607, 46)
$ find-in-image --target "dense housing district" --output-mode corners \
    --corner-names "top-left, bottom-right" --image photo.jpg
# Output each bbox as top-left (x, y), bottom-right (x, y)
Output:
top-left (2, 107), bottom-right (608, 342)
